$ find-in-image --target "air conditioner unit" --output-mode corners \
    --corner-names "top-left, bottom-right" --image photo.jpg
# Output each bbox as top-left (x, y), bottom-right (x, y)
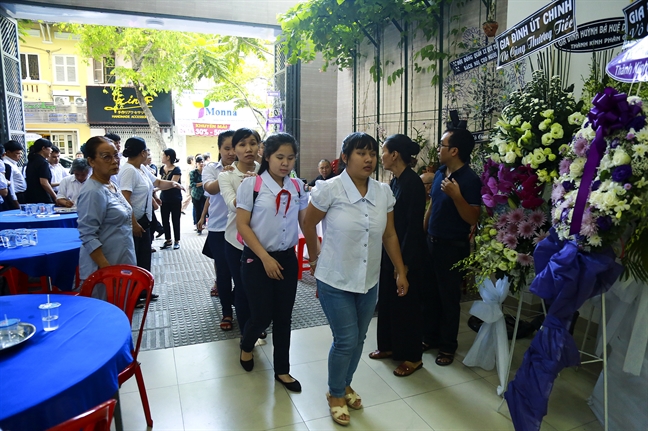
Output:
top-left (74, 97), bottom-right (86, 106)
top-left (54, 96), bottom-right (70, 106)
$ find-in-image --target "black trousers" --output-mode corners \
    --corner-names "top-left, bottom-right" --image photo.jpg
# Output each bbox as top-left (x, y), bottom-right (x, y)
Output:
top-left (422, 236), bottom-right (470, 354)
top-left (133, 228), bottom-right (152, 272)
top-left (160, 200), bottom-right (181, 242)
top-left (192, 196), bottom-right (206, 226)
top-left (377, 265), bottom-right (423, 362)
top-left (207, 231), bottom-right (234, 317)
top-left (224, 241), bottom-right (251, 332)
top-left (240, 247), bottom-right (298, 375)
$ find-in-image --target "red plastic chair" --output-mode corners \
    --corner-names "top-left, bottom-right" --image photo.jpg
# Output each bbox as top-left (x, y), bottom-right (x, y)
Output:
top-left (0, 266), bottom-right (80, 295)
top-left (47, 399), bottom-right (117, 431)
top-left (295, 233), bottom-right (321, 280)
top-left (80, 264), bottom-right (154, 428)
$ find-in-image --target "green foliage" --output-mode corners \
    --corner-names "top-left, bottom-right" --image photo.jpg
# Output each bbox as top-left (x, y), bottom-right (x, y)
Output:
top-left (278, 0), bottom-right (458, 85)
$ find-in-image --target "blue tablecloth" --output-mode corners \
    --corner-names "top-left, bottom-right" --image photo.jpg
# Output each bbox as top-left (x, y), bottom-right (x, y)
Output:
top-left (0, 294), bottom-right (133, 431)
top-left (0, 228), bottom-right (81, 291)
top-left (0, 209), bottom-right (78, 229)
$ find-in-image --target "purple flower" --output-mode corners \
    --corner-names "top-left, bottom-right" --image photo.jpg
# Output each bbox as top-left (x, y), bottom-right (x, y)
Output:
top-left (562, 181), bottom-right (574, 191)
top-left (627, 133), bottom-right (636, 140)
top-left (528, 210), bottom-right (547, 227)
top-left (517, 220), bottom-right (536, 238)
top-left (591, 180), bottom-right (601, 191)
top-left (502, 234), bottom-right (518, 249)
top-left (559, 159), bottom-right (571, 175)
top-left (612, 165), bottom-right (632, 183)
top-left (508, 208), bottom-right (525, 224)
top-left (573, 137), bottom-right (589, 157)
top-left (533, 230), bottom-right (549, 245)
top-left (624, 183), bottom-right (632, 190)
top-left (610, 138), bottom-right (620, 149)
top-left (580, 211), bottom-right (598, 237)
top-left (596, 215), bottom-right (613, 231)
top-left (551, 184), bottom-right (565, 203)
top-left (517, 253), bottom-right (533, 266)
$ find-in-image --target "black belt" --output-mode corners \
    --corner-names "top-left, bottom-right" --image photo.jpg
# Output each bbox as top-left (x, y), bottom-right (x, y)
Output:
top-left (428, 235), bottom-right (469, 247)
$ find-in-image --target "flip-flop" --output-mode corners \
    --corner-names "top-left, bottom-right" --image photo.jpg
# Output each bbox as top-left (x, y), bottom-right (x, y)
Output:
top-left (393, 361), bottom-right (423, 377)
top-left (368, 350), bottom-right (392, 359)
top-left (220, 317), bottom-right (233, 331)
top-left (435, 352), bottom-right (454, 366)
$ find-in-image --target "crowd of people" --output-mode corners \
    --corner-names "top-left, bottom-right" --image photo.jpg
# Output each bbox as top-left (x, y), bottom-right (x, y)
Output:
top-left (2, 124), bottom-right (480, 427)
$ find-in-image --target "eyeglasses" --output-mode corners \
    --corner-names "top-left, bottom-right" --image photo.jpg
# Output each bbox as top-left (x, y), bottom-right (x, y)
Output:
top-left (97, 153), bottom-right (120, 162)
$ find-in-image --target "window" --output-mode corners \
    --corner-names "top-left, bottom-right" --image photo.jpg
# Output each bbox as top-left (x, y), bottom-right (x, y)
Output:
top-left (20, 54), bottom-right (40, 80)
top-left (50, 133), bottom-right (76, 156)
top-left (53, 55), bottom-right (77, 84)
top-left (92, 56), bottom-right (115, 84)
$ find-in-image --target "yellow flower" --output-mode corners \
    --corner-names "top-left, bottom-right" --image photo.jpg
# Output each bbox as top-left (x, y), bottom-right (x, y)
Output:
top-left (541, 133), bottom-right (555, 146)
top-left (498, 262), bottom-right (509, 271)
top-left (541, 109), bottom-right (554, 118)
top-left (504, 248), bottom-right (518, 262)
top-left (568, 112), bottom-right (585, 125)
top-left (550, 123), bottom-right (564, 139)
top-left (520, 121), bottom-right (532, 131)
top-left (538, 119), bottom-right (551, 131)
top-left (489, 228), bottom-right (498, 236)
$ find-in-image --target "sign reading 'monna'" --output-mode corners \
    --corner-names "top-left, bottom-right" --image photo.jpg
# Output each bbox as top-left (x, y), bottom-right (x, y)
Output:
top-left (496, 0), bottom-right (577, 68)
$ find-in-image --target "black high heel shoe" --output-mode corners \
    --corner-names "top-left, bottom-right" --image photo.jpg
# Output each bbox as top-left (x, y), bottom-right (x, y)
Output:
top-left (240, 350), bottom-right (254, 372)
top-left (160, 240), bottom-right (172, 250)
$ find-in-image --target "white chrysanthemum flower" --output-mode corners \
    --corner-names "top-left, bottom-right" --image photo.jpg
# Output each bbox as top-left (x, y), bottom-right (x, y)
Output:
top-left (632, 143), bottom-right (648, 157)
top-left (588, 234), bottom-right (602, 247)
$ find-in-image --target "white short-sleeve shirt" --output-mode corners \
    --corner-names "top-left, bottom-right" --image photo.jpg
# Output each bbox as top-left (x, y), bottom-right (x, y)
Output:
top-left (218, 161), bottom-right (260, 249)
top-left (202, 161), bottom-right (228, 232)
top-left (311, 169), bottom-right (395, 293)
top-left (117, 163), bottom-right (155, 221)
top-left (56, 175), bottom-right (85, 204)
top-left (237, 171), bottom-right (309, 252)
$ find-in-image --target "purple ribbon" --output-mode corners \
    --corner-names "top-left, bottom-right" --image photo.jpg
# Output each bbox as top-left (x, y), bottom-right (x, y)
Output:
top-left (569, 88), bottom-right (641, 236)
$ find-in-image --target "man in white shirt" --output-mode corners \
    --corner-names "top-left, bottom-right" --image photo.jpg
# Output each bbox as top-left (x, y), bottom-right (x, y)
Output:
top-left (3, 140), bottom-right (26, 203)
top-left (56, 158), bottom-right (90, 207)
top-left (48, 146), bottom-right (69, 192)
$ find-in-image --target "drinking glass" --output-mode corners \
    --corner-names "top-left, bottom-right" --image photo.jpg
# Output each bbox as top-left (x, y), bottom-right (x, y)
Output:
top-left (39, 302), bottom-right (61, 332)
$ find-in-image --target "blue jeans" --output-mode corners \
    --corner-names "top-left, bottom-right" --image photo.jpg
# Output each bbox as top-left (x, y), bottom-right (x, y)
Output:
top-left (317, 280), bottom-right (377, 398)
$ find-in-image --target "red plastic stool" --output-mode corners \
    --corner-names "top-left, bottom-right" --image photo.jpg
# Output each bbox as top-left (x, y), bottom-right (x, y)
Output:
top-left (295, 233), bottom-right (321, 280)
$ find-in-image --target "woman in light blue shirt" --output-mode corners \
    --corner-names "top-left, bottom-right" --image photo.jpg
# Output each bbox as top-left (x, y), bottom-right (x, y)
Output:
top-left (303, 132), bottom-right (409, 426)
top-left (77, 136), bottom-right (135, 283)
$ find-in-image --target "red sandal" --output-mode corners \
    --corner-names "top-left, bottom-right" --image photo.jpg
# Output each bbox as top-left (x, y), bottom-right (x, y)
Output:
top-left (220, 316), bottom-right (233, 331)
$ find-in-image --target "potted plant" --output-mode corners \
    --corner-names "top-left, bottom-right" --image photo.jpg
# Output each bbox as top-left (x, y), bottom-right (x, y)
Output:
top-left (482, 0), bottom-right (498, 38)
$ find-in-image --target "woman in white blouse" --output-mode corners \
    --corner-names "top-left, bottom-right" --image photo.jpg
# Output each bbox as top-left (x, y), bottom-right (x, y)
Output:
top-left (236, 133), bottom-right (308, 392)
top-left (217, 128), bottom-right (260, 335)
top-left (303, 132), bottom-right (409, 426)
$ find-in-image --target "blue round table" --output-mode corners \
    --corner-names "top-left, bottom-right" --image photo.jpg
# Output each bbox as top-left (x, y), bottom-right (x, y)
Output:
top-left (0, 228), bottom-right (81, 291)
top-left (0, 209), bottom-right (78, 229)
top-left (0, 294), bottom-right (133, 431)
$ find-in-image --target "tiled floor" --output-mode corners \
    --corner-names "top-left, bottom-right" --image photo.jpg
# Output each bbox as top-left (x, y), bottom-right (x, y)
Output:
top-left (117, 301), bottom-right (605, 431)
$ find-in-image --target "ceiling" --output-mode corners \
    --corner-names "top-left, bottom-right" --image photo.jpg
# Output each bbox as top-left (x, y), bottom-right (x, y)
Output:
top-left (0, 1), bottom-right (282, 40)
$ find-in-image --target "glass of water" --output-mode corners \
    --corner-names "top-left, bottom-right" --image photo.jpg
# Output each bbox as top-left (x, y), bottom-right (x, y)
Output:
top-left (39, 302), bottom-right (61, 332)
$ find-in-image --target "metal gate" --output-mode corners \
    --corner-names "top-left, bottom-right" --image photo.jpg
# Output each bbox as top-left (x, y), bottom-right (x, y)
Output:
top-left (273, 43), bottom-right (300, 174)
top-left (0, 14), bottom-right (25, 149)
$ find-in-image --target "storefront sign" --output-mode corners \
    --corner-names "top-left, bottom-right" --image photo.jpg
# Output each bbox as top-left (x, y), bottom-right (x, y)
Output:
top-left (556, 18), bottom-right (625, 52)
top-left (192, 123), bottom-right (230, 136)
top-left (496, 0), bottom-right (576, 68)
top-left (24, 102), bottom-right (56, 111)
top-left (624, 0), bottom-right (648, 40)
top-left (86, 86), bottom-right (173, 125)
top-left (450, 43), bottom-right (498, 75)
top-left (472, 130), bottom-right (489, 144)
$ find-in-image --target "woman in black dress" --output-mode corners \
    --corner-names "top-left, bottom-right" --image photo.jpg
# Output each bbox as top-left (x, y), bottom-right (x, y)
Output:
top-left (25, 138), bottom-right (57, 204)
top-left (159, 148), bottom-right (183, 250)
top-left (369, 134), bottom-right (427, 376)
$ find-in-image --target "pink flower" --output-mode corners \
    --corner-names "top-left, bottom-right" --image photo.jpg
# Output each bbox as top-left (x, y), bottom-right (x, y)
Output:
top-left (533, 229), bottom-right (549, 245)
top-left (496, 230), bottom-right (507, 242)
top-left (580, 211), bottom-right (598, 237)
top-left (502, 234), bottom-right (518, 249)
top-left (528, 210), bottom-right (547, 227)
top-left (517, 253), bottom-right (534, 266)
top-left (517, 220), bottom-right (536, 238)
top-left (551, 183), bottom-right (565, 203)
top-left (627, 133), bottom-right (635, 140)
top-left (573, 137), bottom-right (589, 157)
top-left (507, 223), bottom-right (519, 235)
top-left (508, 208), bottom-right (525, 224)
top-left (559, 159), bottom-right (571, 175)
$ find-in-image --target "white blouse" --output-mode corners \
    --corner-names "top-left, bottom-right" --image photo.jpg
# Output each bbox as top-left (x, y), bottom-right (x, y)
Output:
top-left (237, 171), bottom-right (309, 252)
top-left (310, 170), bottom-right (395, 293)
top-left (218, 161), bottom-right (260, 249)
top-left (202, 161), bottom-right (228, 232)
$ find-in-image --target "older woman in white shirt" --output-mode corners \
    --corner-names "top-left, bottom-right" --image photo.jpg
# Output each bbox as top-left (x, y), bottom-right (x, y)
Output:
top-left (303, 132), bottom-right (409, 427)
top-left (217, 128), bottom-right (260, 335)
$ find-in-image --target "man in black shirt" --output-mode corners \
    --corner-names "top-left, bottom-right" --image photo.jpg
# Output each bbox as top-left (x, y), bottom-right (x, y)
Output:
top-left (306, 159), bottom-right (336, 191)
top-left (422, 128), bottom-right (482, 366)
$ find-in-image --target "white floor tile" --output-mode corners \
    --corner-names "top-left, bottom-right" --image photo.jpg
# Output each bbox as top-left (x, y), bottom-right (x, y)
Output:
top-left (258, 325), bottom-right (333, 366)
top-left (121, 348), bottom-right (178, 393)
top-left (305, 399), bottom-right (432, 431)
top-left (173, 338), bottom-right (273, 385)
top-left (118, 385), bottom-right (184, 431)
top-left (178, 370), bottom-right (302, 430)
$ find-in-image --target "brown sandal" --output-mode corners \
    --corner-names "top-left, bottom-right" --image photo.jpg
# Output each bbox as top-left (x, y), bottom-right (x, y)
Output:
top-left (220, 317), bottom-right (233, 331)
top-left (393, 361), bottom-right (423, 377)
top-left (368, 350), bottom-right (392, 359)
top-left (210, 282), bottom-right (219, 297)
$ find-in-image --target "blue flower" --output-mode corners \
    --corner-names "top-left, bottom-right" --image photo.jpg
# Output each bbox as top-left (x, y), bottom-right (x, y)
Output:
top-left (596, 216), bottom-right (613, 231)
top-left (627, 115), bottom-right (645, 132)
top-left (591, 180), bottom-right (601, 191)
top-left (612, 165), bottom-right (632, 183)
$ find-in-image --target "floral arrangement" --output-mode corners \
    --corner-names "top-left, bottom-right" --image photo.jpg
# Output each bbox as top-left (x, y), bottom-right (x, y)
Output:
top-left (460, 71), bottom-right (584, 293)
top-left (551, 88), bottom-right (648, 282)
top-left (489, 70), bottom-right (584, 183)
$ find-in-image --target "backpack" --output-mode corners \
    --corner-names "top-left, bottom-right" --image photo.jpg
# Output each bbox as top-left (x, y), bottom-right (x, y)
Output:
top-left (236, 175), bottom-right (302, 244)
